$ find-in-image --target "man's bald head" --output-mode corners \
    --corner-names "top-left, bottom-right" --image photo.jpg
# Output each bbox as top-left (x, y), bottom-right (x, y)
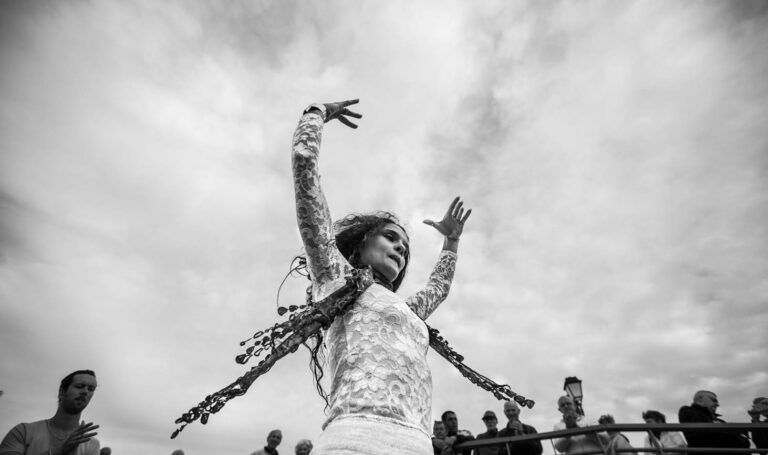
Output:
top-left (693, 390), bottom-right (719, 413)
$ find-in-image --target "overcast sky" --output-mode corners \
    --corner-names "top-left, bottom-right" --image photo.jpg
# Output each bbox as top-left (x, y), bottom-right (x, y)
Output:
top-left (1, 1), bottom-right (767, 454)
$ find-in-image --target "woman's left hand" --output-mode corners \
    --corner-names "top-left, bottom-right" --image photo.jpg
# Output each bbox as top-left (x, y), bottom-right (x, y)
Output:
top-left (423, 196), bottom-right (472, 240)
top-left (323, 99), bottom-right (362, 128)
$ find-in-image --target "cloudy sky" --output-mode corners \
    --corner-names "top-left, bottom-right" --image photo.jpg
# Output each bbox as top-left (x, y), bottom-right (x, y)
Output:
top-left (1, 0), bottom-right (767, 454)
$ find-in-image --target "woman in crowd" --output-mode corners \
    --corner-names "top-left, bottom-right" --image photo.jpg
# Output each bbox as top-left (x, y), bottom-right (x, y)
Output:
top-left (598, 414), bottom-right (634, 455)
top-left (642, 410), bottom-right (687, 451)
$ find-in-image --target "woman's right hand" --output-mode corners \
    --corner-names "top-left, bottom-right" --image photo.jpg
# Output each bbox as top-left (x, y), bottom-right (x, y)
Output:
top-left (320, 99), bottom-right (362, 128)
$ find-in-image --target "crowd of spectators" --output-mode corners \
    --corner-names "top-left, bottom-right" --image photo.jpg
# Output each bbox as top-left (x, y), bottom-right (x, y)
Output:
top-left (430, 391), bottom-right (768, 455)
top-left (0, 371), bottom-right (765, 455)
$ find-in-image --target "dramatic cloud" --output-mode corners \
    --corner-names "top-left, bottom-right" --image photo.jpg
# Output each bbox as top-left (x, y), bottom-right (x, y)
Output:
top-left (1, 1), bottom-right (766, 453)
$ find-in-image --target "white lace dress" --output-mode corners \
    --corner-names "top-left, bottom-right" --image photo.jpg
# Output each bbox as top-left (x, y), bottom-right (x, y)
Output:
top-left (292, 111), bottom-right (457, 454)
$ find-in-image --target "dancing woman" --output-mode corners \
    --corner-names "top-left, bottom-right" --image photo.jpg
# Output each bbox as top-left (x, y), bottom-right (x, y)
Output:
top-left (171, 99), bottom-right (533, 450)
top-left (294, 99), bottom-right (470, 454)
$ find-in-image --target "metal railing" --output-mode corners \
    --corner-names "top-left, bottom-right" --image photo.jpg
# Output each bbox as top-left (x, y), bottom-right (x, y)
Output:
top-left (455, 423), bottom-right (768, 455)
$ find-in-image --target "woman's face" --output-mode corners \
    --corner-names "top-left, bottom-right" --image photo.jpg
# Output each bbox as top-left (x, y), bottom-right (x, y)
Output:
top-left (295, 443), bottom-right (312, 455)
top-left (358, 222), bottom-right (409, 282)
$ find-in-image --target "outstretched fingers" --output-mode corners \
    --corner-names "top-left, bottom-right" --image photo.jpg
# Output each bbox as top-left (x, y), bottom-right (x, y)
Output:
top-left (447, 196), bottom-right (460, 213)
top-left (64, 423), bottom-right (99, 450)
top-left (73, 430), bottom-right (98, 441)
top-left (338, 116), bottom-right (358, 129)
top-left (78, 421), bottom-right (99, 431)
top-left (460, 208), bottom-right (472, 223)
top-left (324, 99), bottom-right (362, 128)
top-left (448, 196), bottom-right (471, 223)
top-left (342, 108), bottom-right (362, 118)
top-left (452, 201), bottom-right (464, 218)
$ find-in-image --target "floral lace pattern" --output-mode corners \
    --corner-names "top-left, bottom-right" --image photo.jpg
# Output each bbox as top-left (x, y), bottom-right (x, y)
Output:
top-left (292, 112), bottom-right (355, 301)
top-left (292, 112), bottom-right (457, 434)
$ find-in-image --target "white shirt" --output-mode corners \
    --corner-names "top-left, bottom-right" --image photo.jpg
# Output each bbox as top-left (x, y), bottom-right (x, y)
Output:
top-left (644, 431), bottom-right (687, 449)
top-left (553, 416), bottom-right (605, 454)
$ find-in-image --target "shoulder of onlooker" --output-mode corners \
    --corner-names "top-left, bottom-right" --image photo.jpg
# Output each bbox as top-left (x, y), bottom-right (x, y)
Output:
top-left (7, 420), bottom-right (46, 437)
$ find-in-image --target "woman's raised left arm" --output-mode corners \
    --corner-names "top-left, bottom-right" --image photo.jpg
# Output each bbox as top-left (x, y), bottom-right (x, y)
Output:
top-left (406, 197), bottom-right (471, 319)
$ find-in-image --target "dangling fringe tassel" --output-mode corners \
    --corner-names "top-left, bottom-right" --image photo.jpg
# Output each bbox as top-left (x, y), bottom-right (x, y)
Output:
top-left (171, 268), bottom-right (534, 438)
top-left (427, 325), bottom-right (535, 409)
top-left (171, 268), bottom-right (374, 439)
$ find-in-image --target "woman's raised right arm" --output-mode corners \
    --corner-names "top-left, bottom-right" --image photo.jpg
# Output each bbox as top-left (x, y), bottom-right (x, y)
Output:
top-left (291, 101), bottom-right (362, 293)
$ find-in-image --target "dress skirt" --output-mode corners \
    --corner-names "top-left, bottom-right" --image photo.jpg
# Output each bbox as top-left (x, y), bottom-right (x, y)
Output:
top-left (311, 416), bottom-right (433, 455)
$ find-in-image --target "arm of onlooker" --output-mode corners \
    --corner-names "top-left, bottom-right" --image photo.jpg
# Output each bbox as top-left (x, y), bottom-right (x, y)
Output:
top-left (552, 437), bottom-right (571, 453)
top-left (0, 424), bottom-right (26, 455)
top-left (585, 430), bottom-right (607, 446)
top-left (615, 434), bottom-right (634, 450)
top-left (668, 432), bottom-right (687, 449)
top-left (453, 432), bottom-right (475, 455)
top-left (552, 422), bottom-right (571, 453)
top-left (441, 436), bottom-right (457, 455)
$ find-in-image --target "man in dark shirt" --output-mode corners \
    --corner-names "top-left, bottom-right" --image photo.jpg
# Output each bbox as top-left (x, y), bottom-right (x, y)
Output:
top-left (442, 410), bottom-right (474, 455)
top-left (497, 401), bottom-right (543, 455)
top-left (678, 390), bottom-right (749, 455)
top-left (249, 429), bottom-right (282, 455)
top-left (748, 396), bottom-right (768, 450)
top-left (475, 410), bottom-right (500, 455)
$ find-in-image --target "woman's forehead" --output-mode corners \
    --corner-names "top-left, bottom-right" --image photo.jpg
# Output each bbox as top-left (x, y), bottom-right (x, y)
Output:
top-left (381, 222), bottom-right (408, 240)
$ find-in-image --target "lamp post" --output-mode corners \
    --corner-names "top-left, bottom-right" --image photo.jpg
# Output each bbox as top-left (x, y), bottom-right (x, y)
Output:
top-left (563, 376), bottom-right (584, 416)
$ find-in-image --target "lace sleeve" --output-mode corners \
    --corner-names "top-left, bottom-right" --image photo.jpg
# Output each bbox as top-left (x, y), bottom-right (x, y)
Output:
top-left (405, 250), bottom-right (457, 320)
top-left (292, 112), bottom-right (352, 300)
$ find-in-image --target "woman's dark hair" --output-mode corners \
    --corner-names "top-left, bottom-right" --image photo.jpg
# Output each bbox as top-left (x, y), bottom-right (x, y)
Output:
top-left (642, 410), bottom-right (666, 423)
top-left (333, 211), bottom-right (410, 291)
top-left (441, 410), bottom-right (456, 422)
top-left (643, 410), bottom-right (666, 439)
top-left (292, 211), bottom-right (410, 409)
top-left (598, 414), bottom-right (615, 425)
top-left (59, 369), bottom-right (96, 393)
